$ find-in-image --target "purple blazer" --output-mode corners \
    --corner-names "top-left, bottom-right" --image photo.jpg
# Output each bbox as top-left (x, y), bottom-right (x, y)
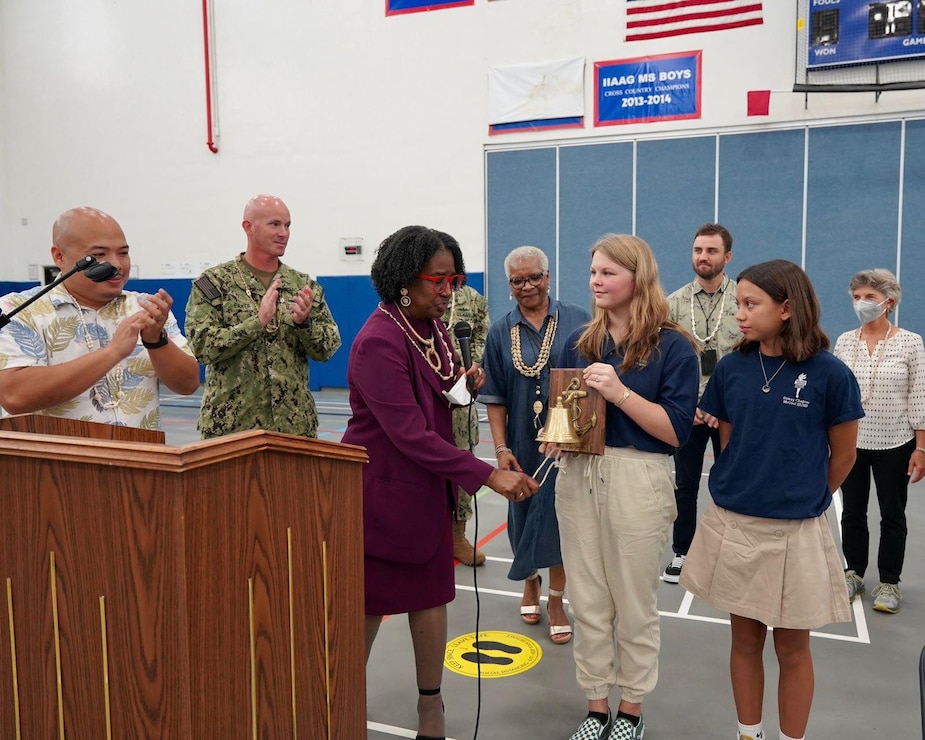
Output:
top-left (342, 304), bottom-right (493, 564)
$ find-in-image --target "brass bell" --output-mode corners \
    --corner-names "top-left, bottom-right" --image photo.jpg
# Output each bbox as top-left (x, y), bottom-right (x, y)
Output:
top-left (536, 395), bottom-right (580, 445)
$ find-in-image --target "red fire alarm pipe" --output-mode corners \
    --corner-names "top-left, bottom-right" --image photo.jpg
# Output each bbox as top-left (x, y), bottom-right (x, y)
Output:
top-left (202, 0), bottom-right (219, 153)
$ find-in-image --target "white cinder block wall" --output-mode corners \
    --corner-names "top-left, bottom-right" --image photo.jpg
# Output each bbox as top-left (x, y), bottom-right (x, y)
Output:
top-left (1, 1), bottom-right (922, 280)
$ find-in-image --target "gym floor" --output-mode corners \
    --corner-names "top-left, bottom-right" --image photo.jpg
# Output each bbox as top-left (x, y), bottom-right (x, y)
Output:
top-left (161, 389), bottom-right (925, 739)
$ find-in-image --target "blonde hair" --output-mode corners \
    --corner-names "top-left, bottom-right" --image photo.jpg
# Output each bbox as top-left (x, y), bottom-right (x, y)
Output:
top-left (575, 233), bottom-right (693, 370)
top-left (848, 268), bottom-right (901, 314)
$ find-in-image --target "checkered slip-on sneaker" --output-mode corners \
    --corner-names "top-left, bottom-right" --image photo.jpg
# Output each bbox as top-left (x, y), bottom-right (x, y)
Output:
top-left (608, 715), bottom-right (645, 739)
top-left (569, 712), bottom-right (612, 740)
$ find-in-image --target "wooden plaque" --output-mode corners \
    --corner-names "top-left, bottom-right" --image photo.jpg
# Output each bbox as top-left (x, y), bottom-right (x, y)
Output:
top-left (548, 368), bottom-right (606, 455)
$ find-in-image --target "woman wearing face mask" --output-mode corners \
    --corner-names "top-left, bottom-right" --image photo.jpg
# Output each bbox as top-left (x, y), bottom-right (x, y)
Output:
top-left (833, 269), bottom-right (925, 614)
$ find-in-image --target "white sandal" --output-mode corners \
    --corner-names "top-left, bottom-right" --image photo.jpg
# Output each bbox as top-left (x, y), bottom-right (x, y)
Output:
top-left (547, 587), bottom-right (572, 644)
top-left (520, 573), bottom-right (542, 625)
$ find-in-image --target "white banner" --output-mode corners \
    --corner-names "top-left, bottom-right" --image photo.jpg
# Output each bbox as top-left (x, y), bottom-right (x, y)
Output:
top-left (488, 57), bottom-right (585, 125)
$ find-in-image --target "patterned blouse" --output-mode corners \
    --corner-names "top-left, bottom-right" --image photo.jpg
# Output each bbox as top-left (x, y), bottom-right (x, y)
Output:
top-left (833, 327), bottom-right (925, 450)
top-left (0, 283), bottom-right (192, 429)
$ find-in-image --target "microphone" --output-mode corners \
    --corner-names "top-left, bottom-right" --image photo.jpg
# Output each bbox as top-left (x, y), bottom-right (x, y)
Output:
top-left (84, 260), bottom-right (119, 282)
top-left (0, 256), bottom-right (119, 329)
top-left (453, 321), bottom-right (473, 372)
top-left (453, 321), bottom-right (476, 393)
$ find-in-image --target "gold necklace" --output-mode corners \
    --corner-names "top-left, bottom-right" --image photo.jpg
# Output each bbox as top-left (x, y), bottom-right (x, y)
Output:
top-left (511, 309), bottom-right (558, 379)
top-left (378, 303), bottom-right (455, 381)
top-left (234, 258), bottom-right (279, 334)
top-left (73, 300), bottom-right (125, 409)
top-left (851, 323), bottom-right (892, 403)
top-left (758, 352), bottom-right (786, 393)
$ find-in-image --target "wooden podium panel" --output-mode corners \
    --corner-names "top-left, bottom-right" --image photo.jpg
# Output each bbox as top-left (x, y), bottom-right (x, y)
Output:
top-left (0, 417), bottom-right (367, 739)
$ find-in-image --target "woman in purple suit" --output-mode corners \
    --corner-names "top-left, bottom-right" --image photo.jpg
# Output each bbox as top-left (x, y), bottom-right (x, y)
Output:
top-left (342, 225), bottom-right (537, 740)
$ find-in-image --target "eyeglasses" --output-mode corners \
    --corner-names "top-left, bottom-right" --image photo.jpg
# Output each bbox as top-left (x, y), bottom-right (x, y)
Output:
top-left (508, 271), bottom-right (548, 289)
top-left (418, 273), bottom-right (465, 293)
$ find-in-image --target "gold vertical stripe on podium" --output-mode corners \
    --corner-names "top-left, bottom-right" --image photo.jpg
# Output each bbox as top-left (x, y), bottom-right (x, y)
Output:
top-left (248, 578), bottom-right (257, 740)
top-left (322, 540), bottom-right (331, 740)
top-left (287, 529), bottom-right (297, 739)
top-left (6, 579), bottom-right (21, 740)
top-left (99, 597), bottom-right (112, 740)
top-left (49, 553), bottom-right (65, 740)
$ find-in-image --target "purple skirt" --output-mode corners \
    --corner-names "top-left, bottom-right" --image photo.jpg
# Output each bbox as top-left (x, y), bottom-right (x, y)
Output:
top-left (364, 513), bottom-right (456, 616)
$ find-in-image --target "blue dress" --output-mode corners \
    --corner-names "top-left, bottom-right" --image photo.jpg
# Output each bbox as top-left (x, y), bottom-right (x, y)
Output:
top-left (479, 300), bottom-right (590, 581)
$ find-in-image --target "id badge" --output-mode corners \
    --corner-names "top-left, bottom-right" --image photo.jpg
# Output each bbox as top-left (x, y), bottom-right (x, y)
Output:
top-left (700, 348), bottom-right (717, 375)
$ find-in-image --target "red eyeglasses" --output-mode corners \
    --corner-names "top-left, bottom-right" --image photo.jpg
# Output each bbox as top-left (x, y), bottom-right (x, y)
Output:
top-left (418, 274), bottom-right (465, 293)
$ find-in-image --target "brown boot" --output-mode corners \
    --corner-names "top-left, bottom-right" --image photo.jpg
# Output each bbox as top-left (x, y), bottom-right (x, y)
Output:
top-left (453, 520), bottom-right (485, 566)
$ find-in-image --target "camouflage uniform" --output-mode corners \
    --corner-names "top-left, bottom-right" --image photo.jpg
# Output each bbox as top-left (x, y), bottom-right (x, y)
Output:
top-left (440, 285), bottom-right (489, 522)
top-left (185, 254), bottom-right (341, 438)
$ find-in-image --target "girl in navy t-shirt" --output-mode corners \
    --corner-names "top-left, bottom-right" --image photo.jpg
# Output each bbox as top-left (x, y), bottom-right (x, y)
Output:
top-left (681, 259), bottom-right (863, 740)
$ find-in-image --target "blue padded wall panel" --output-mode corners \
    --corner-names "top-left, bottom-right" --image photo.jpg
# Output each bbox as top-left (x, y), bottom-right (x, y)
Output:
top-left (308, 275), bottom-right (376, 390)
top-left (899, 119), bottom-right (925, 333)
top-left (308, 272), bottom-right (483, 390)
top-left (718, 130), bottom-right (805, 272)
top-left (486, 149), bottom-right (557, 322)
top-left (0, 282), bottom-right (34, 296)
top-left (1, 274), bottom-right (484, 391)
top-left (558, 142), bottom-right (634, 311)
top-left (806, 122), bottom-right (901, 342)
top-left (636, 136), bottom-right (717, 296)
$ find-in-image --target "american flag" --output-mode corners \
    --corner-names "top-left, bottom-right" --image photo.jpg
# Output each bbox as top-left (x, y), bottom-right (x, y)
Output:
top-left (626, 0), bottom-right (763, 42)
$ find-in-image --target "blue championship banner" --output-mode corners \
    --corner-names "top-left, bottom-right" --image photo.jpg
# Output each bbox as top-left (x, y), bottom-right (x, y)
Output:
top-left (807, 0), bottom-right (925, 68)
top-left (594, 51), bottom-right (702, 126)
top-left (386, 0), bottom-right (473, 16)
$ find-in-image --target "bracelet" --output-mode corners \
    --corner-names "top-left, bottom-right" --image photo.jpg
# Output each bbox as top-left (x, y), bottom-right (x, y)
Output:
top-left (916, 447), bottom-right (925, 455)
top-left (495, 445), bottom-right (511, 455)
top-left (615, 388), bottom-right (632, 408)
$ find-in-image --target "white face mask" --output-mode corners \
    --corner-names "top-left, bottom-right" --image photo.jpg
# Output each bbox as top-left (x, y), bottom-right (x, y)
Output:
top-left (853, 298), bottom-right (888, 325)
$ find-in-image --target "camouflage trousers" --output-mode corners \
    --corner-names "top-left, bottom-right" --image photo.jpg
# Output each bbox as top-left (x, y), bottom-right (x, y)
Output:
top-left (453, 405), bottom-right (480, 523)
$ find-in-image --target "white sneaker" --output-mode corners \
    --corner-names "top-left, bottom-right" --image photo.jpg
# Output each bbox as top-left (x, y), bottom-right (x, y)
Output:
top-left (871, 583), bottom-right (902, 613)
top-left (845, 569), bottom-right (865, 602)
top-left (663, 554), bottom-right (685, 584)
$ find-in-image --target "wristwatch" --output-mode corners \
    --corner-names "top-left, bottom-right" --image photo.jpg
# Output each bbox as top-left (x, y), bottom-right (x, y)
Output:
top-left (142, 330), bottom-right (169, 349)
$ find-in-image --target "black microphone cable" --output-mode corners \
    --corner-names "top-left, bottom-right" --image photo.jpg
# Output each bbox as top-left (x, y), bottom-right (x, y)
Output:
top-left (452, 319), bottom-right (484, 738)
top-left (464, 392), bottom-right (484, 740)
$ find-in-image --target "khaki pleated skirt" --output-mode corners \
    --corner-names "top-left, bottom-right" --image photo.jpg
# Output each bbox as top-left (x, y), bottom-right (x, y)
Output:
top-left (680, 502), bottom-right (850, 629)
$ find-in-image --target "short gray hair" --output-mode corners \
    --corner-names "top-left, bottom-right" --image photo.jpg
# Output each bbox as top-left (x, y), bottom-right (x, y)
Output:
top-left (849, 268), bottom-right (901, 313)
top-left (503, 246), bottom-right (549, 278)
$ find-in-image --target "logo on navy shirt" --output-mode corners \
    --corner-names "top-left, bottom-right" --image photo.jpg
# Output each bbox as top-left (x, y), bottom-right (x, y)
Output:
top-left (783, 373), bottom-right (810, 408)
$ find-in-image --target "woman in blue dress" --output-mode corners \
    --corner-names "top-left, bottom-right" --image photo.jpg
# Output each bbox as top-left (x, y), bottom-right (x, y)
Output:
top-left (479, 246), bottom-right (590, 645)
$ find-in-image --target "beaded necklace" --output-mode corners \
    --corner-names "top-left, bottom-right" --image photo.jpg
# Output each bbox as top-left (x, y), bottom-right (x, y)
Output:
top-left (445, 290), bottom-right (458, 330)
top-left (689, 277), bottom-right (727, 345)
top-left (378, 303), bottom-right (455, 381)
top-left (511, 309), bottom-right (558, 378)
top-left (234, 258), bottom-right (280, 334)
top-left (73, 299), bottom-right (125, 410)
top-left (512, 308), bottom-right (558, 420)
top-left (851, 323), bottom-right (892, 403)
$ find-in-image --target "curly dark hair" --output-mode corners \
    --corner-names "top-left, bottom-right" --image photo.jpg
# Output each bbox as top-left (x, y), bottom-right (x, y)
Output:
top-left (371, 225), bottom-right (466, 303)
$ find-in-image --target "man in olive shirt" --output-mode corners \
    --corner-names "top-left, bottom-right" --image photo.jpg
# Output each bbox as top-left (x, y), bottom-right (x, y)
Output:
top-left (664, 223), bottom-right (742, 583)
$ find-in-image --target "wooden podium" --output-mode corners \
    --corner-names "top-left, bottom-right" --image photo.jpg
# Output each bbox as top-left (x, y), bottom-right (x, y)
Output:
top-left (0, 415), bottom-right (367, 738)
